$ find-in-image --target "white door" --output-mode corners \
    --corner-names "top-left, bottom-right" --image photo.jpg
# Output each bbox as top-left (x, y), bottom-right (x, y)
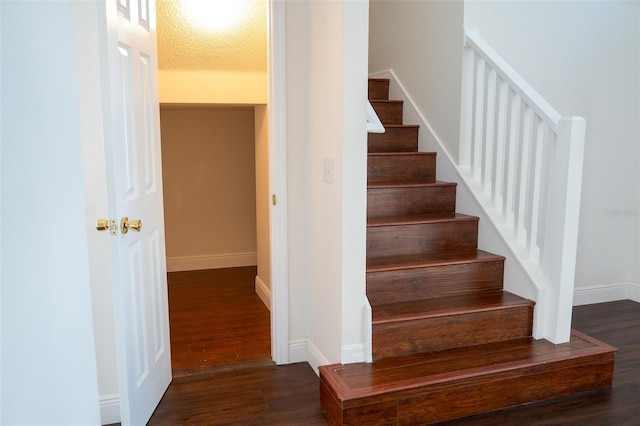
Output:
top-left (99, 0), bottom-right (171, 424)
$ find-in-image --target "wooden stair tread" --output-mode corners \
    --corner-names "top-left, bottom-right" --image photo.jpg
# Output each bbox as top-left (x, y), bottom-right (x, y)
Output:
top-left (367, 212), bottom-right (477, 227)
top-left (368, 151), bottom-right (435, 157)
top-left (376, 124), bottom-right (419, 130)
top-left (366, 250), bottom-right (505, 273)
top-left (367, 180), bottom-right (455, 190)
top-left (370, 99), bottom-right (403, 104)
top-left (320, 330), bottom-right (616, 403)
top-left (372, 291), bottom-right (533, 324)
top-left (366, 178), bottom-right (437, 187)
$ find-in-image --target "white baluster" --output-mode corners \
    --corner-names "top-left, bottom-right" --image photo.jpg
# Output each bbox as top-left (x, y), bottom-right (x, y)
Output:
top-left (472, 55), bottom-right (486, 180)
top-left (494, 78), bottom-right (509, 210)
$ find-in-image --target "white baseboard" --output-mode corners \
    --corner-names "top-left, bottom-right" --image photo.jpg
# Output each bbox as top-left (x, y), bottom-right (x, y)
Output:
top-left (288, 338), bottom-right (331, 376)
top-left (166, 252), bottom-right (257, 272)
top-left (341, 343), bottom-right (366, 364)
top-left (99, 393), bottom-right (120, 425)
top-left (255, 275), bottom-right (271, 310)
top-left (573, 282), bottom-right (640, 306)
top-left (288, 339), bottom-right (308, 364)
top-left (629, 283), bottom-right (640, 302)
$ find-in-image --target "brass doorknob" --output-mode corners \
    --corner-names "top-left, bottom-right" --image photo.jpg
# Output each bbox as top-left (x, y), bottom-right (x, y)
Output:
top-left (121, 217), bottom-right (142, 234)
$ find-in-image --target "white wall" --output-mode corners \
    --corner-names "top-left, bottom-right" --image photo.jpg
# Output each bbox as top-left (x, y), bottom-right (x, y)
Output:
top-left (369, 0), bottom-right (465, 160)
top-left (340, 0), bottom-right (370, 363)
top-left (464, 1), bottom-right (640, 296)
top-left (75, 1), bottom-right (120, 423)
top-left (306, 0), bottom-right (345, 364)
top-left (0, 1), bottom-right (4, 421)
top-left (284, 0), bottom-right (311, 352)
top-left (285, 0), bottom-right (369, 368)
top-left (0, 1), bottom-right (101, 424)
top-left (0, 2), bottom-right (4, 421)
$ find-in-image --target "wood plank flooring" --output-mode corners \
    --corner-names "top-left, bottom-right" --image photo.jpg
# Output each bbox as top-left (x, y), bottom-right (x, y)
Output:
top-left (167, 267), bottom-right (271, 377)
top-left (444, 300), bottom-right (640, 426)
top-left (142, 300), bottom-right (639, 425)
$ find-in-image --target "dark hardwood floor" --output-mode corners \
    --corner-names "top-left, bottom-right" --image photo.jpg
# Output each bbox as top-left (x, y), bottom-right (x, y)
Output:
top-left (442, 299), bottom-right (640, 426)
top-left (167, 266), bottom-right (271, 377)
top-left (144, 300), bottom-right (638, 425)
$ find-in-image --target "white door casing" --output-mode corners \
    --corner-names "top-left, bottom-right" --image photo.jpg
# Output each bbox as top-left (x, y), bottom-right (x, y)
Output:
top-left (268, 0), bottom-right (289, 365)
top-left (98, 0), bottom-right (171, 424)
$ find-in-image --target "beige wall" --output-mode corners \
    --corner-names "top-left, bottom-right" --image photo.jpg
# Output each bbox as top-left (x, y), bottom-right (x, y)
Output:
top-left (159, 71), bottom-right (267, 105)
top-left (156, 0), bottom-right (267, 105)
top-left (254, 105), bottom-right (271, 299)
top-left (160, 106), bottom-right (257, 270)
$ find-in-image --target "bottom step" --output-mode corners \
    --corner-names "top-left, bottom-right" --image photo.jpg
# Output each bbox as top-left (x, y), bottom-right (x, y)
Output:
top-left (319, 331), bottom-right (616, 425)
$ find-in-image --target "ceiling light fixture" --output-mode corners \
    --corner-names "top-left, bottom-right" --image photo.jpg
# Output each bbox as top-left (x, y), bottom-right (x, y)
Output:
top-left (181, 0), bottom-right (248, 32)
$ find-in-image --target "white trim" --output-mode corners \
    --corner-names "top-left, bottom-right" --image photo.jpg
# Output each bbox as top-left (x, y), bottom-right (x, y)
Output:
top-left (268, 0), bottom-right (290, 365)
top-left (288, 339), bottom-right (308, 364)
top-left (342, 343), bottom-right (366, 364)
top-left (255, 275), bottom-right (271, 310)
top-left (287, 338), bottom-right (331, 376)
top-left (573, 282), bottom-right (640, 306)
top-left (99, 394), bottom-right (120, 425)
top-left (630, 283), bottom-right (640, 302)
top-left (366, 101), bottom-right (385, 133)
top-left (166, 252), bottom-right (257, 272)
top-left (306, 340), bottom-right (331, 375)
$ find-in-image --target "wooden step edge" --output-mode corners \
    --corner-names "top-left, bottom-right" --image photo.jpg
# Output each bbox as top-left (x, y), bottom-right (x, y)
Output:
top-left (368, 151), bottom-right (436, 157)
top-left (366, 178), bottom-right (437, 188)
top-left (372, 296), bottom-right (535, 325)
top-left (367, 180), bottom-right (456, 190)
top-left (320, 332), bottom-right (616, 402)
top-left (366, 250), bottom-right (505, 273)
top-left (367, 213), bottom-right (479, 228)
top-left (571, 329), bottom-right (618, 352)
top-left (370, 99), bottom-right (403, 104)
top-left (372, 124), bottom-right (419, 130)
top-left (368, 78), bottom-right (390, 82)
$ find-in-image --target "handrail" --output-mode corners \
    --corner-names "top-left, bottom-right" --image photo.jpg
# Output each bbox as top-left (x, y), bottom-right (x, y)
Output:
top-left (367, 101), bottom-right (385, 133)
top-left (464, 30), bottom-right (561, 131)
top-left (459, 29), bottom-right (585, 344)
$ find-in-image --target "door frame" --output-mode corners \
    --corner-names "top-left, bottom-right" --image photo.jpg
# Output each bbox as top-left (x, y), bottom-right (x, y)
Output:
top-left (84, 0), bottom-right (289, 420)
top-left (267, 0), bottom-right (289, 365)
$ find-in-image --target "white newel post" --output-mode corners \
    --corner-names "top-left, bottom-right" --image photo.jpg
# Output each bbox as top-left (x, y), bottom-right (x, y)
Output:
top-left (545, 117), bottom-right (586, 343)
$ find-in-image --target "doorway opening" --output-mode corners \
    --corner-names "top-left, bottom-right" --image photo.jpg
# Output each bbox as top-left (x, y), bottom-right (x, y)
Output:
top-left (155, 0), bottom-right (273, 374)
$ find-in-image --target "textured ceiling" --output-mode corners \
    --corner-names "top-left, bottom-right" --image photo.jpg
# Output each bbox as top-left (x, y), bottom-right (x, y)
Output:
top-left (157, 0), bottom-right (267, 72)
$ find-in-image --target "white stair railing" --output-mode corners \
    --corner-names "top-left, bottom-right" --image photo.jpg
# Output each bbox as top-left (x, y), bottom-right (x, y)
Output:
top-left (459, 29), bottom-right (585, 343)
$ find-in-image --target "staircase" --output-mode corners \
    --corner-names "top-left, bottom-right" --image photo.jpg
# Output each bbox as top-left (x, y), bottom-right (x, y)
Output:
top-left (318, 78), bottom-right (617, 425)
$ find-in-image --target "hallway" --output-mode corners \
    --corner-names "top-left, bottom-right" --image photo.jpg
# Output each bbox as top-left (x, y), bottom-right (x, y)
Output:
top-left (168, 266), bottom-right (271, 376)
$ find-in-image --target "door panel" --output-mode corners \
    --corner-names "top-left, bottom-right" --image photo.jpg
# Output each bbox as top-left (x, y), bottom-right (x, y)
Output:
top-left (101, 0), bottom-right (171, 424)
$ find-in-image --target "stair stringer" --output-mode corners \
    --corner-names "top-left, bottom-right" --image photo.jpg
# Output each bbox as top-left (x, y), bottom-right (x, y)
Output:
top-left (370, 68), bottom-right (553, 341)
